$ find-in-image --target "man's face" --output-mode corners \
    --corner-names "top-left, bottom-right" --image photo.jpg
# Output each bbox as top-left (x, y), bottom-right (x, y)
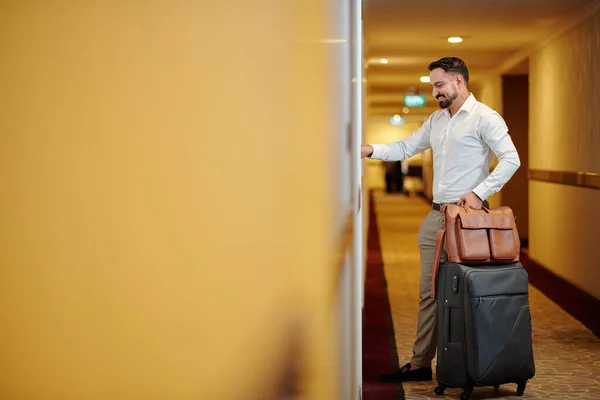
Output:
top-left (430, 68), bottom-right (459, 109)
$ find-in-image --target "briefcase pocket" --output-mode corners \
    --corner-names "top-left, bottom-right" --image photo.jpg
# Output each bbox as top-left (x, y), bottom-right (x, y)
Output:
top-left (489, 229), bottom-right (518, 260)
top-left (457, 227), bottom-right (490, 261)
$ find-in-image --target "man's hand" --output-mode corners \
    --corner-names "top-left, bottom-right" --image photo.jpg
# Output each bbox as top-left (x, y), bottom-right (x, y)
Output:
top-left (361, 144), bottom-right (374, 158)
top-left (459, 192), bottom-right (483, 210)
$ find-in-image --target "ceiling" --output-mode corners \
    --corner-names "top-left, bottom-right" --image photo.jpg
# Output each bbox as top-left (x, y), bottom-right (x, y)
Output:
top-left (363, 0), bottom-right (599, 118)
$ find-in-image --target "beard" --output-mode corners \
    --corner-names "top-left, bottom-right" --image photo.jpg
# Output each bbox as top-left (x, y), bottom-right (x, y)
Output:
top-left (436, 92), bottom-right (457, 109)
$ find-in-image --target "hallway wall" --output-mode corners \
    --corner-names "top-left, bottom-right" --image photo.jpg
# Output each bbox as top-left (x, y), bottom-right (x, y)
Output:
top-left (0, 1), bottom-right (356, 398)
top-left (477, 75), bottom-right (504, 117)
top-left (529, 8), bottom-right (600, 299)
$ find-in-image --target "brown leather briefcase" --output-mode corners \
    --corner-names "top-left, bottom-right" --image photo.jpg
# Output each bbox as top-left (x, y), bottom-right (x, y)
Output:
top-left (431, 202), bottom-right (520, 298)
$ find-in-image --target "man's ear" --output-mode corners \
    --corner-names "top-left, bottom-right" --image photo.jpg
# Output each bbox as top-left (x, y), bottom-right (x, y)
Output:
top-left (456, 74), bottom-right (464, 87)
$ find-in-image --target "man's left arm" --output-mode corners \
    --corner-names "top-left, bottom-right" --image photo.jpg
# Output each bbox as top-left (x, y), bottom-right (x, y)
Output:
top-left (471, 112), bottom-right (521, 202)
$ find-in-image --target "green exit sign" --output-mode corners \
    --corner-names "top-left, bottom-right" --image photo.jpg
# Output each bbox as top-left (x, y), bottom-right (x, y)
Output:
top-left (404, 95), bottom-right (426, 107)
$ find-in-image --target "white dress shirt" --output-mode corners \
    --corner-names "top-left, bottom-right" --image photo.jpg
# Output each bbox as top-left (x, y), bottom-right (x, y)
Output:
top-left (370, 93), bottom-right (520, 203)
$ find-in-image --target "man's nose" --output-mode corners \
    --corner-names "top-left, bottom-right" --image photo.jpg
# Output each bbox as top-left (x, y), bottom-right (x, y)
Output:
top-left (432, 88), bottom-right (439, 98)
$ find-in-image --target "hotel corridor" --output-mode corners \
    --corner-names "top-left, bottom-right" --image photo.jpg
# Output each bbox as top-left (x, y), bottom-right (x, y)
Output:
top-left (363, 191), bottom-right (600, 399)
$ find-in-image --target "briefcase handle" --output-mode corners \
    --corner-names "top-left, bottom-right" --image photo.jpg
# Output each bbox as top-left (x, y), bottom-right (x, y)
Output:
top-left (458, 199), bottom-right (490, 214)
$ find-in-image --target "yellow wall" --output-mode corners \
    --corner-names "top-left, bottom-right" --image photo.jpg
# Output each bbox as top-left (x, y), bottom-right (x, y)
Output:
top-left (477, 75), bottom-right (504, 116)
top-left (0, 2), bottom-right (351, 398)
top-left (529, 8), bottom-right (600, 299)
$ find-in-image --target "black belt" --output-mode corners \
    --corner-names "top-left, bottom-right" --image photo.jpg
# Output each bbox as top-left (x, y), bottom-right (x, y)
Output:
top-left (432, 202), bottom-right (452, 211)
top-left (433, 200), bottom-right (489, 211)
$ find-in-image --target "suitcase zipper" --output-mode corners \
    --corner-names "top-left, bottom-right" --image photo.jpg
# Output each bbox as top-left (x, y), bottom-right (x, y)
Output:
top-left (462, 270), bottom-right (477, 384)
top-left (475, 293), bottom-right (528, 307)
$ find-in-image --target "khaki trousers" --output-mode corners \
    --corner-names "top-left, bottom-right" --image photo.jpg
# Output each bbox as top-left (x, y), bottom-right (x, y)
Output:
top-left (410, 209), bottom-right (444, 367)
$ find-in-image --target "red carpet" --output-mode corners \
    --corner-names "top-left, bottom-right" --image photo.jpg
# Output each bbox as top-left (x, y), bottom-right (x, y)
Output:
top-left (362, 191), bottom-right (405, 400)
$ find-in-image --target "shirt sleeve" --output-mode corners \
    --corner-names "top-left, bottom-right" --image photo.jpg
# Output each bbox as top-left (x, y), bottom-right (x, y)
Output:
top-left (369, 115), bottom-right (432, 161)
top-left (472, 111), bottom-right (521, 201)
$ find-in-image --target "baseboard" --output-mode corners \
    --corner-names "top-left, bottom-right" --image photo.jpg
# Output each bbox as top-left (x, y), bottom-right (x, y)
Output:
top-left (520, 252), bottom-right (600, 338)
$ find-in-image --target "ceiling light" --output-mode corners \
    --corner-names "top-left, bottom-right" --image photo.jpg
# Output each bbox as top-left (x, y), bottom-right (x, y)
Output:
top-left (390, 114), bottom-right (404, 126)
top-left (380, 58), bottom-right (389, 64)
top-left (448, 37), bottom-right (463, 43)
top-left (420, 76), bottom-right (430, 83)
top-left (402, 107), bottom-right (409, 114)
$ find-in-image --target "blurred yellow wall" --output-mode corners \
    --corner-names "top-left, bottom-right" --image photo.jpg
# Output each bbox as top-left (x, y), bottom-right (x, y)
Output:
top-left (0, 1), bottom-right (355, 398)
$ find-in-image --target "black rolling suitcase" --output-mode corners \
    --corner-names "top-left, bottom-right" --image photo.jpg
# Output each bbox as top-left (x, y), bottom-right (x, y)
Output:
top-left (434, 261), bottom-right (535, 400)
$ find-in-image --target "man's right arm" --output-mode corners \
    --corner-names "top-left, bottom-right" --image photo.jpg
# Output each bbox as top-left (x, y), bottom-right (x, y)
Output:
top-left (361, 117), bottom-right (432, 160)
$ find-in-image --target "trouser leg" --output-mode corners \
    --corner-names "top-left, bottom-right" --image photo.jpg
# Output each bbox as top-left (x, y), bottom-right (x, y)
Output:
top-left (410, 209), bottom-right (443, 367)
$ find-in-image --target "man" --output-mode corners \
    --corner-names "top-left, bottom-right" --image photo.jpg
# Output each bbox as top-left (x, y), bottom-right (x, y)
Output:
top-left (383, 161), bottom-right (405, 194)
top-left (383, 161), bottom-right (397, 193)
top-left (361, 57), bottom-right (520, 382)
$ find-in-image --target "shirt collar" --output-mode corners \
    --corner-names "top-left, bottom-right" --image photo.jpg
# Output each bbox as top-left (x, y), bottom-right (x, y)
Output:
top-left (445, 92), bottom-right (476, 117)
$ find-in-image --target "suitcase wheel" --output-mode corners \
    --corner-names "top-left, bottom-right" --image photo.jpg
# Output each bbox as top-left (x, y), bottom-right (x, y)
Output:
top-left (517, 381), bottom-right (527, 396)
top-left (434, 385), bottom-right (445, 396)
top-left (459, 386), bottom-right (473, 400)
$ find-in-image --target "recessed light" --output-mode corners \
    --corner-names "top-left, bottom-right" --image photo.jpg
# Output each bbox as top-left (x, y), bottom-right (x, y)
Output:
top-left (448, 37), bottom-right (463, 43)
top-left (390, 114), bottom-right (404, 126)
top-left (402, 107), bottom-right (409, 114)
top-left (380, 58), bottom-right (389, 64)
top-left (420, 76), bottom-right (430, 83)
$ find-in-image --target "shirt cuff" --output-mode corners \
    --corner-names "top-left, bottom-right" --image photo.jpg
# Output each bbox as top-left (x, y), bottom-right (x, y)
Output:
top-left (369, 144), bottom-right (387, 159)
top-left (472, 184), bottom-right (493, 202)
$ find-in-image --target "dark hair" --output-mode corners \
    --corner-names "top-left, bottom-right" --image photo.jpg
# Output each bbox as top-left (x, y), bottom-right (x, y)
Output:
top-left (428, 57), bottom-right (469, 85)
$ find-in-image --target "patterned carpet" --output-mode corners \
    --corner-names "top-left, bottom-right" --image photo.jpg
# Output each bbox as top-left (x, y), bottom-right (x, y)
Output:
top-left (373, 191), bottom-right (600, 399)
